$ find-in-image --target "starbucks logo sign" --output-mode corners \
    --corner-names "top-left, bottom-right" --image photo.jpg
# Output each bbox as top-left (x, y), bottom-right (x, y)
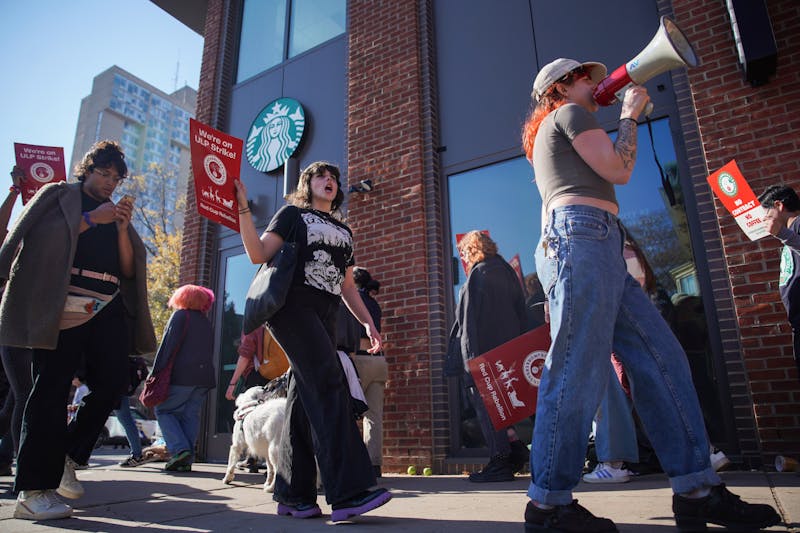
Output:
top-left (718, 172), bottom-right (738, 197)
top-left (30, 162), bottom-right (55, 183)
top-left (246, 97), bottom-right (305, 172)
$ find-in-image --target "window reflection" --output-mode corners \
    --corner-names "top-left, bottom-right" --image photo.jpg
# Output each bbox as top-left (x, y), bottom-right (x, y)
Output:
top-left (215, 253), bottom-right (259, 433)
top-left (237, 0), bottom-right (287, 83)
top-left (236, 0), bottom-right (346, 83)
top-left (289, 0), bottom-right (346, 57)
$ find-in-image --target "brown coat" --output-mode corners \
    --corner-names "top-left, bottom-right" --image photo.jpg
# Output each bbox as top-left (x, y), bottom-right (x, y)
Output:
top-left (0, 181), bottom-right (156, 353)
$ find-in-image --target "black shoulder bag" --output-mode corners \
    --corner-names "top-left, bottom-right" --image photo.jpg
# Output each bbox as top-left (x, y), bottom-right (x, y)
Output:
top-left (243, 210), bottom-right (301, 335)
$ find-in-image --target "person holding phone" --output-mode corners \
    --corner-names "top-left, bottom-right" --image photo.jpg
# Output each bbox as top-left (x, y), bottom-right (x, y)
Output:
top-left (0, 140), bottom-right (155, 521)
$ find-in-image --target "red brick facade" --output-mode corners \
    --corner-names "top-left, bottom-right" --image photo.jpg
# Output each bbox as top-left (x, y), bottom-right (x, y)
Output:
top-left (671, 0), bottom-right (800, 458)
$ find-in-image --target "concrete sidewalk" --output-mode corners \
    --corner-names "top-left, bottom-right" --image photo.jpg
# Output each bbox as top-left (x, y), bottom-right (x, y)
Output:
top-left (0, 448), bottom-right (797, 532)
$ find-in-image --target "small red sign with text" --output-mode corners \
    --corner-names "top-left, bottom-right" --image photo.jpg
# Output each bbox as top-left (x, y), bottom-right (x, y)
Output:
top-left (190, 119), bottom-right (243, 232)
top-left (14, 143), bottom-right (66, 205)
top-left (467, 324), bottom-right (551, 430)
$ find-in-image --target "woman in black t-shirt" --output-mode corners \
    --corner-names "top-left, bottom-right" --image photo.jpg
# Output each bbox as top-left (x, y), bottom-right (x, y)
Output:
top-left (234, 162), bottom-right (391, 521)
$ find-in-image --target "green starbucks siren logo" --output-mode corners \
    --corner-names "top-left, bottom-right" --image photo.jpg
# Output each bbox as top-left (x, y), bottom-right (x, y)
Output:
top-left (246, 97), bottom-right (305, 172)
top-left (718, 172), bottom-right (738, 197)
top-left (779, 245), bottom-right (793, 286)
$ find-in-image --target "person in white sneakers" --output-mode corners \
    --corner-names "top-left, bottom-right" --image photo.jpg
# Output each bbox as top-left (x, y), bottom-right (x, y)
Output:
top-left (0, 141), bottom-right (156, 520)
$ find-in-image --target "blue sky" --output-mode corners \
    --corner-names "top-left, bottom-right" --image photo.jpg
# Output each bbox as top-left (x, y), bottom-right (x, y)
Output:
top-left (0, 0), bottom-right (203, 219)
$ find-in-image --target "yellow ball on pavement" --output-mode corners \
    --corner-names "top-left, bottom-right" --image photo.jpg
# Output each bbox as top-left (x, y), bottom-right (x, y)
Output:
top-left (407, 465), bottom-right (417, 475)
top-left (423, 467), bottom-right (433, 476)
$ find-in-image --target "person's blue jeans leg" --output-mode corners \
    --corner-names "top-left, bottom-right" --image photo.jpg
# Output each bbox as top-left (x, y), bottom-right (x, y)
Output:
top-left (611, 273), bottom-right (719, 494)
top-left (155, 386), bottom-right (208, 457)
top-left (155, 385), bottom-right (195, 455)
top-left (115, 396), bottom-right (142, 457)
top-left (528, 206), bottom-right (719, 506)
top-left (529, 207), bottom-right (624, 506)
top-left (594, 362), bottom-right (638, 464)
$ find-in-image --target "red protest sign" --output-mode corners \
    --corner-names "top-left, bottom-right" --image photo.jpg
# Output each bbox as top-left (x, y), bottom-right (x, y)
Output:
top-left (707, 159), bottom-right (768, 241)
top-left (190, 119), bottom-right (243, 232)
top-left (14, 143), bottom-right (67, 205)
top-left (467, 324), bottom-right (550, 430)
top-left (508, 253), bottom-right (525, 290)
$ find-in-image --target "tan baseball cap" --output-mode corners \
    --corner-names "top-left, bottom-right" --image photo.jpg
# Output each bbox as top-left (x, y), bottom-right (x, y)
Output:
top-left (532, 58), bottom-right (607, 101)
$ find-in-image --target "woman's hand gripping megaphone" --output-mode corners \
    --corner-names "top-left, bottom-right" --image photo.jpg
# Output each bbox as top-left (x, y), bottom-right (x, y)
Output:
top-left (619, 85), bottom-right (651, 122)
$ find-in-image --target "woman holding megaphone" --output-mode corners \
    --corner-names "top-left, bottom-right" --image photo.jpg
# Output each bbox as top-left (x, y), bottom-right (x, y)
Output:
top-left (519, 58), bottom-right (780, 533)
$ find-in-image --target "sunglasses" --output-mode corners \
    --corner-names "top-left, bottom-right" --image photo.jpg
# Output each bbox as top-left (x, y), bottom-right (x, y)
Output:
top-left (557, 66), bottom-right (590, 84)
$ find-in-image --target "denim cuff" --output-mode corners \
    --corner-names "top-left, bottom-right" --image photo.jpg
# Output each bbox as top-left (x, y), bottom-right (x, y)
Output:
top-left (527, 481), bottom-right (575, 506)
top-left (668, 466), bottom-right (721, 494)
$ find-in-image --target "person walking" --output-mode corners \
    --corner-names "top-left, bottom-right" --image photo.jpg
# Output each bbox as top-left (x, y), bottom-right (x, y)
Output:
top-left (234, 161), bottom-right (391, 522)
top-left (0, 140), bottom-right (155, 520)
top-left (519, 57), bottom-right (779, 532)
top-left (453, 231), bottom-right (530, 482)
top-left (152, 285), bottom-right (217, 472)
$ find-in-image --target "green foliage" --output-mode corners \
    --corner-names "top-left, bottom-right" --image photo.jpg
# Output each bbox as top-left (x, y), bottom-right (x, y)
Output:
top-left (118, 164), bottom-right (186, 340)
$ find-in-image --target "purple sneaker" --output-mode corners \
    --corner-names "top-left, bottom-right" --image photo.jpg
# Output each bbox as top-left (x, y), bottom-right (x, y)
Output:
top-left (331, 488), bottom-right (392, 522)
top-left (277, 502), bottom-right (322, 519)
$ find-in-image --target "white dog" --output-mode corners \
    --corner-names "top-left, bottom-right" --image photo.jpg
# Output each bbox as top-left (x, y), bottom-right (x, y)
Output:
top-left (223, 385), bottom-right (286, 492)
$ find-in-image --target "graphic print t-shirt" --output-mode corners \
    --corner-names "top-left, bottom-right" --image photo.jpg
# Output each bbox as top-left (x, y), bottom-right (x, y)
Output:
top-left (266, 205), bottom-right (354, 296)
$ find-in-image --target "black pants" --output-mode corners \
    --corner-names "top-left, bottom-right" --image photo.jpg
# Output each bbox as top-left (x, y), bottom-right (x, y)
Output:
top-left (467, 385), bottom-right (511, 458)
top-left (15, 297), bottom-right (129, 492)
top-left (268, 286), bottom-right (375, 505)
top-left (793, 327), bottom-right (800, 379)
top-left (0, 346), bottom-right (33, 462)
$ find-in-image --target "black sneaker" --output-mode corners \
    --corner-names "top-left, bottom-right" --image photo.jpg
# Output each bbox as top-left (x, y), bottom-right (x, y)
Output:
top-left (509, 440), bottom-right (529, 473)
top-left (672, 483), bottom-right (781, 532)
top-left (524, 500), bottom-right (618, 532)
top-left (331, 488), bottom-right (392, 522)
top-left (468, 454), bottom-right (515, 483)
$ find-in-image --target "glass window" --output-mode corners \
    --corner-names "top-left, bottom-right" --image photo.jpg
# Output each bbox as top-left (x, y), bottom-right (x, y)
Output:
top-left (215, 253), bottom-right (259, 433)
top-left (237, 0), bottom-right (287, 82)
top-left (288, 0), bottom-right (346, 58)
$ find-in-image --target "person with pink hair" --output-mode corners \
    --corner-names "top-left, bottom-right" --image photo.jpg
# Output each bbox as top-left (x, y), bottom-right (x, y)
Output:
top-left (151, 284), bottom-right (217, 472)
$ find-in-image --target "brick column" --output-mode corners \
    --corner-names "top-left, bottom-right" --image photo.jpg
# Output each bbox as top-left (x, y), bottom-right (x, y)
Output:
top-left (180, 0), bottom-right (238, 287)
top-left (671, 0), bottom-right (800, 460)
top-left (347, 0), bottom-right (442, 472)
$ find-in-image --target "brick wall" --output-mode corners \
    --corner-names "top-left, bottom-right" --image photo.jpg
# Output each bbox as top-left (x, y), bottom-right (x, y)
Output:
top-left (347, 0), bottom-right (441, 473)
top-left (179, 0), bottom-right (239, 287)
top-left (671, 0), bottom-right (800, 459)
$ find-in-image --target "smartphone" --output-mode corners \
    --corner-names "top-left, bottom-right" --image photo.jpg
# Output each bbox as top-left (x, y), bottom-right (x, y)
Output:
top-left (120, 194), bottom-right (136, 206)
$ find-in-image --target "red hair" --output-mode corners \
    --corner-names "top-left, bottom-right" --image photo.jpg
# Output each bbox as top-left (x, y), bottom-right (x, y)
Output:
top-left (168, 284), bottom-right (215, 313)
top-left (521, 90), bottom-right (569, 161)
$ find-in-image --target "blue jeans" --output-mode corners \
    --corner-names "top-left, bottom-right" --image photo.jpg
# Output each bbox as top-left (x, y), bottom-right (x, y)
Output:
top-left (529, 205), bottom-right (719, 505)
top-left (594, 362), bottom-right (638, 464)
top-left (155, 386), bottom-right (208, 457)
top-left (115, 396), bottom-right (142, 457)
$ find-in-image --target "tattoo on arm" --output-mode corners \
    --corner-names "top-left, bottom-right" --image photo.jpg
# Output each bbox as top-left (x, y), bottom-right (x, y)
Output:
top-left (614, 119), bottom-right (638, 171)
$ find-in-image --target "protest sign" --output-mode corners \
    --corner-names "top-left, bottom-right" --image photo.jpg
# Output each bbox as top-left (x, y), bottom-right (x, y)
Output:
top-left (467, 324), bottom-right (550, 430)
top-left (13, 143), bottom-right (66, 204)
top-left (707, 159), bottom-right (768, 241)
top-left (190, 119), bottom-right (243, 232)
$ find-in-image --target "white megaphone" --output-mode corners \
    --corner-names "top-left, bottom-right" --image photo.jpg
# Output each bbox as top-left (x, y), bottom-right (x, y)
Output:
top-left (594, 16), bottom-right (699, 115)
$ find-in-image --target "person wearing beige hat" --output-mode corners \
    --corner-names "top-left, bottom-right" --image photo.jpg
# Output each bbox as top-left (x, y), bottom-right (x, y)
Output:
top-left (519, 58), bottom-right (780, 532)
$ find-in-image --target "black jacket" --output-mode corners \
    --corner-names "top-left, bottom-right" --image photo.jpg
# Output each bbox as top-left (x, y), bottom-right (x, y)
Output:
top-left (152, 309), bottom-right (216, 388)
top-left (451, 255), bottom-right (527, 386)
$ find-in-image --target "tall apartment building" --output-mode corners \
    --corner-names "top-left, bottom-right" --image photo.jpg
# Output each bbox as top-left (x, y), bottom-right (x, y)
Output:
top-left (71, 65), bottom-right (196, 236)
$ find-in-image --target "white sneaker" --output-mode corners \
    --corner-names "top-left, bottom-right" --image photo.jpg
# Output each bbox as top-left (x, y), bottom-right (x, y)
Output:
top-left (582, 462), bottom-right (631, 483)
top-left (14, 490), bottom-right (73, 520)
top-left (710, 448), bottom-right (731, 472)
top-left (56, 456), bottom-right (84, 499)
